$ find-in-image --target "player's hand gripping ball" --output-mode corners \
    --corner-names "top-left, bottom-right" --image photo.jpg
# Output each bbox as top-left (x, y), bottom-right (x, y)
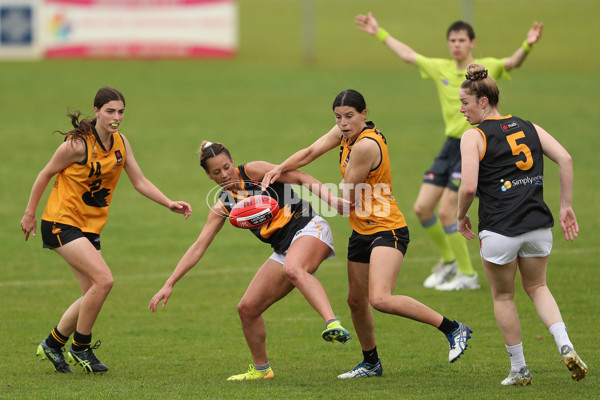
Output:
top-left (229, 195), bottom-right (279, 229)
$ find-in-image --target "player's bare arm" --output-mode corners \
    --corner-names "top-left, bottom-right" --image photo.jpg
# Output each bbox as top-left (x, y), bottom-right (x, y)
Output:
top-left (149, 207), bottom-right (226, 312)
top-left (457, 129), bottom-right (482, 240)
top-left (21, 139), bottom-right (86, 240)
top-left (340, 139), bottom-right (379, 203)
top-left (535, 124), bottom-right (577, 241)
top-left (261, 126), bottom-right (341, 188)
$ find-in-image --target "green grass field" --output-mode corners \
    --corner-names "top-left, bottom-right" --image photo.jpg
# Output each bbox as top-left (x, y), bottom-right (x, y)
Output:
top-left (1, 0), bottom-right (599, 398)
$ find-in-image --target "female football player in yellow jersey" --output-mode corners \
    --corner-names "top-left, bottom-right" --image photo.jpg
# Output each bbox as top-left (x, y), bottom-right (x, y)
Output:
top-left (149, 141), bottom-right (351, 381)
top-left (262, 89), bottom-right (472, 379)
top-left (20, 87), bottom-right (192, 374)
top-left (355, 13), bottom-right (543, 291)
top-left (458, 64), bottom-right (586, 385)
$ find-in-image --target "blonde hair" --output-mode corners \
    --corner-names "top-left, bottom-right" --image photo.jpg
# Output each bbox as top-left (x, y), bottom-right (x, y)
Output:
top-left (460, 63), bottom-right (499, 107)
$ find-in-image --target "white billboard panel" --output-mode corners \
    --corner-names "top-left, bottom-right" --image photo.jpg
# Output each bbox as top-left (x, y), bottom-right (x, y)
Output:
top-left (43, 0), bottom-right (237, 58)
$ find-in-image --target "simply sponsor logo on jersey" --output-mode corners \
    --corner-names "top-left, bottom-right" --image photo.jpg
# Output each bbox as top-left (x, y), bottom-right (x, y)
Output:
top-left (500, 174), bottom-right (544, 192)
top-left (501, 121), bottom-right (520, 132)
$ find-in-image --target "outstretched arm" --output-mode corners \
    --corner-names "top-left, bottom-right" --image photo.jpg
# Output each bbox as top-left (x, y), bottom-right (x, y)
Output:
top-left (247, 161), bottom-right (352, 216)
top-left (535, 124), bottom-right (577, 241)
top-left (149, 207), bottom-right (226, 312)
top-left (504, 21), bottom-right (543, 71)
top-left (261, 125), bottom-right (341, 189)
top-left (122, 134), bottom-right (192, 219)
top-left (355, 12), bottom-right (418, 66)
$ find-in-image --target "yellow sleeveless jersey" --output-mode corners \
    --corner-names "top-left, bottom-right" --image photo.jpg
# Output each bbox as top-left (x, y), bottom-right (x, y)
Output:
top-left (42, 129), bottom-right (127, 234)
top-left (339, 122), bottom-right (407, 235)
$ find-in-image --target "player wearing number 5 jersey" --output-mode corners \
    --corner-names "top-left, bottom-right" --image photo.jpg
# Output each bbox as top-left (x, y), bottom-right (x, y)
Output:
top-left (356, 13), bottom-right (544, 290)
top-left (457, 64), bottom-right (587, 386)
top-left (20, 87), bottom-right (192, 374)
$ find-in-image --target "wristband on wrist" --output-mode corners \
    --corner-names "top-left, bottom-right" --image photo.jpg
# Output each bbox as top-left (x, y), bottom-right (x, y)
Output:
top-left (375, 28), bottom-right (390, 43)
top-left (522, 39), bottom-right (533, 53)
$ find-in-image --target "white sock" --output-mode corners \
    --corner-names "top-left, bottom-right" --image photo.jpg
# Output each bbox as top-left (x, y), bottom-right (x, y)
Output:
top-left (549, 322), bottom-right (574, 352)
top-left (506, 343), bottom-right (526, 372)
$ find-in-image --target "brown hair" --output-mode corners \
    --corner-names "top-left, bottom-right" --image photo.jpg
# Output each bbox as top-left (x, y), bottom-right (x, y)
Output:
top-left (460, 64), bottom-right (499, 107)
top-left (198, 141), bottom-right (232, 171)
top-left (447, 21), bottom-right (475, 40)
top-left (57, 86), bottom-right (126, 142)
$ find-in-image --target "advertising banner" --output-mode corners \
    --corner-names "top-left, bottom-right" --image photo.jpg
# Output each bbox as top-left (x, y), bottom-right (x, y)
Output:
top-left (43, 0), bottom-right (237, 58)
top-left (0, 0), bottom-right (43, 59)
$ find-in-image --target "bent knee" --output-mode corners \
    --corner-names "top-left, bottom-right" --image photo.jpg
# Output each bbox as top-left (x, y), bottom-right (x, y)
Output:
top-left (283, 264), bottom-right (313, 284)
top-left (413, 202), bottom-right (432, 220)
top-left (369, 296), bottom-right (393, 314)
top-left (93, 275), bottom-right (114, 292)
top-left (237, 300), bottom-right (260, 320)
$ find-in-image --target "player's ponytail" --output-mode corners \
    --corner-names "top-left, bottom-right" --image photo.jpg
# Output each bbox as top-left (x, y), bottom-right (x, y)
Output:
top-left (199, 141), bottom-right (232, 171)
top-left (55, 109), bottom-right (94, 143)
top-left (461, 64), bottom-right (499, 107)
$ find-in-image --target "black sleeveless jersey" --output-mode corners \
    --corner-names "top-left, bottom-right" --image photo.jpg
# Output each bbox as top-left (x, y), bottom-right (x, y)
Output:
top-left (475, 115), bottom-right (554, 236)
top-left (218, 164), bottom-right (315, 254)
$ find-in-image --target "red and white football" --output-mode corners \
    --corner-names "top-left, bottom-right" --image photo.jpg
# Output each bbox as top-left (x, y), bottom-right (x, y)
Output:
top-left (229, 195), bottom-right (279, 229)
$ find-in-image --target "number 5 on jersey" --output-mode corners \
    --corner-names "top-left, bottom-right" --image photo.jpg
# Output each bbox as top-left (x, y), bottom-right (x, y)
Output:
top-left (506, 131), bottom-right (533, 170)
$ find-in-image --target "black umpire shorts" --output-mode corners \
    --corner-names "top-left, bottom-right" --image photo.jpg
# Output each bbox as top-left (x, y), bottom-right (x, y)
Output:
top-left (423, 137), bottom-right (462, 192)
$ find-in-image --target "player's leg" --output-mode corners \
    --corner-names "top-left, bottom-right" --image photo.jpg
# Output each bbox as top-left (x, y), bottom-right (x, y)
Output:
top-left (518, 252), bottom-right (587, 381)
top-left (434, 188), bottom-right (479, 291)
top-left (481, 257), bottom-right (531, 385)
top-left (482, 258), bottom-right (520, 345)
top-left (284, 235), bottom-right (350, 343)
top-left (55, 240), bottom-right (114, 334)
top-left (283, 235), bottom-right (334, 321)
top-left (369, 246), bottom-right (443, 324)
top-left (415, 183), bottom-right (458, 287)
top-left (54, 239), bottom-right (112, 373)
top-left (338, 259), bottom-right (382, 378)
top-left (236, 259), bottom-right (295, 367)
top-left (369, 246), bottom-right (471, 363)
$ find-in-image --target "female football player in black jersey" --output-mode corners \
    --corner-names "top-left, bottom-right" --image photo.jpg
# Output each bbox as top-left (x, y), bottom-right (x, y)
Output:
top-left (149, 141), bottom-right (351, 381)
top-left (457, 63), bottom-right (587, 385)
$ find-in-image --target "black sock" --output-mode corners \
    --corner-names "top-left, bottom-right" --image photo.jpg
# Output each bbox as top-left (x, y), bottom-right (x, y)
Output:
top-left (72, 331), bottom-right (92, 351)
top-left (362, 346), bottom-right (379, 365)
top-left (438, 317), bottom-right (459, 335)
top-left (46, 326), bottom-right (69, 349)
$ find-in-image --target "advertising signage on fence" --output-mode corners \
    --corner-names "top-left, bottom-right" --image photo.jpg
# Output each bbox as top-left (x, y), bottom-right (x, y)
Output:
top-left (0, 0), bottom-right (42, 59)
top-left (43, 0), bottom-right (237, 59)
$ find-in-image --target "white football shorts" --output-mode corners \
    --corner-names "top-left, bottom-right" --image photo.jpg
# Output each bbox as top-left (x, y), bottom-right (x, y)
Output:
top-left (269, 215), bottom-right (336, 265)
top-left (479, 228), bottom-right (553, 265)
